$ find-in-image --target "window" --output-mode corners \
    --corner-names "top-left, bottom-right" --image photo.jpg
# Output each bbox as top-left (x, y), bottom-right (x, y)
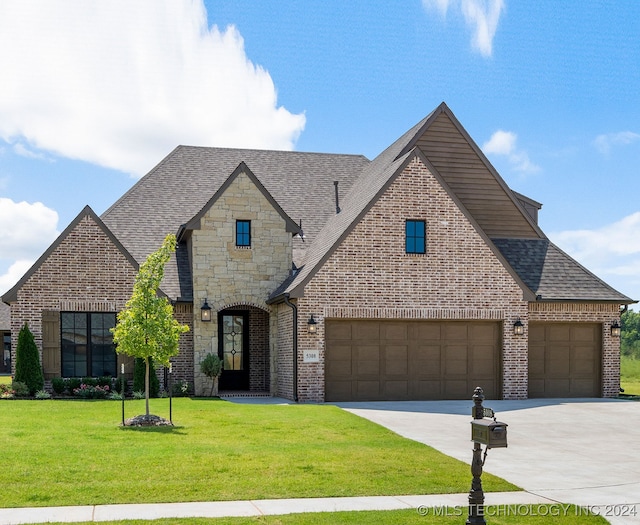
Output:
top-left (61, 312), bottom-right (117, 377)
top-left (405, 220), bottom-right (426, 254)
top-left (236, 220), bottom-right (251, 247)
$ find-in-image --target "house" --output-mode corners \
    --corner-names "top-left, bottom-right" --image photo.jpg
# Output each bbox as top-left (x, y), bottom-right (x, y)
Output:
top-left (2, 103), bottom-right (634, 401)
top-left (0, 302), bottom-right (10, 374)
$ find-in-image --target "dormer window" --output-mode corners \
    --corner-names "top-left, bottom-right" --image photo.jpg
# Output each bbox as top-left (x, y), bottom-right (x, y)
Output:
top-left (236, 220), bottom-right (251, 247)
top-left (405, 220), bottom-right (426, 254)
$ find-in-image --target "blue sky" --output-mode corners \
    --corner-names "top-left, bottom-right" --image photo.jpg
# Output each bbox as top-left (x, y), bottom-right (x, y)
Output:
top-left (1, 1), bottom-right (639, 303)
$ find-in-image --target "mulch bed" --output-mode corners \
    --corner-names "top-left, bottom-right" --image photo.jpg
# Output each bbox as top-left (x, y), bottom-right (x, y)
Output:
top-left (123, 414), bottom-right (173, 427)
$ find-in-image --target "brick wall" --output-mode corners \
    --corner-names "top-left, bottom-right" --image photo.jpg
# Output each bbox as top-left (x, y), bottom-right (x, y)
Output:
top-left (295, 156), bottom-right (529, 401)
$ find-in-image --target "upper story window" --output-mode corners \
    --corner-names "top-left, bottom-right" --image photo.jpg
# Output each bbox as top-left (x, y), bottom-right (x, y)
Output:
top-left (405, 220), bottom-right (426, 254)
top-left (236, 220), bottom-right (251, 247)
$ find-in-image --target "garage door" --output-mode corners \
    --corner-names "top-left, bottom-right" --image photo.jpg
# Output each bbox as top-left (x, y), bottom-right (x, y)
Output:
top-left (325, 320), bottom-right (500, 401)
top-left (529, 323), bottom-right (601, 398)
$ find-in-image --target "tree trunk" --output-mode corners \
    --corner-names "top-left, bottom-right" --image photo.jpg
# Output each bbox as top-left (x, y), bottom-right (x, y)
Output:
top-left (145, 356), bottom-right (150, 416)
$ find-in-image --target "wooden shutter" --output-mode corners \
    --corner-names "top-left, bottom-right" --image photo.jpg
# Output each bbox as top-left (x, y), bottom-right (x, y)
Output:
top-left (42, 310), bottom-right (60, 379)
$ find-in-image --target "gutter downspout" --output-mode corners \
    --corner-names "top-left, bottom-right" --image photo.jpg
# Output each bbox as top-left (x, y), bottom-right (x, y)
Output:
top-left (283, 294), bottom-right (299, 402)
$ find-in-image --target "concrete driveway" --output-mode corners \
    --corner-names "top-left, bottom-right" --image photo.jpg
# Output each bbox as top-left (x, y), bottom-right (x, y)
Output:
top-left (336, 398), bottom-right (640, 525)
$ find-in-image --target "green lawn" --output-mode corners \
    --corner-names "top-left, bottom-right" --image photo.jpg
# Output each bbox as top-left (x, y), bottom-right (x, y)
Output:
top-left (621, 355), bottom-right (640, 395)
top-left (41, 507), bottom-right (608, 525)
top-left (0, 374), bottom-right (10, 384)
top-left (2, 398), bottom-right (518, 508)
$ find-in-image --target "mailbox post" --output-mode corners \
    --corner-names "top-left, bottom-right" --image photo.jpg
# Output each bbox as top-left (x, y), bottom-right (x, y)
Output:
top-left (467, 387), bottom-right (508, 525)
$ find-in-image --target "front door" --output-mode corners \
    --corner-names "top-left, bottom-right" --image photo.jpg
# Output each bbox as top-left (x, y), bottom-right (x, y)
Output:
top-left (218, 311), bottom-right (249, 390)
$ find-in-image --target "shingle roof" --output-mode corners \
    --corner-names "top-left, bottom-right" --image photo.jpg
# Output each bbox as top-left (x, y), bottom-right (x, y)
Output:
top-left (492, 238), bottom-right (633, 303)
top-left (101, 147), bottom-right (369, 300)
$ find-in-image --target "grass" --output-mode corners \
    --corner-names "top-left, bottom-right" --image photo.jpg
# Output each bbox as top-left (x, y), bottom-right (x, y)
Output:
top-left (40, 507), bottom-right (609, 524)
top-left (0, 374), bottom-right (10, 384)
top-left (621, 355), bottom-right (640, 395)
top-left (2, 398), bottom-right (518, 508)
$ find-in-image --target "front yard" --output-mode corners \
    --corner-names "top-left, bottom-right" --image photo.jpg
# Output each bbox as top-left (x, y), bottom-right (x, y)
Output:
top-left (3, 398), bottom-right (517, 508)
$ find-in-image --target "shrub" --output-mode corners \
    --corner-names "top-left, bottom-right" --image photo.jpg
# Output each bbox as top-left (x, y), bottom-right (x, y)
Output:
top-left (81, 377), bottom-right (98, 387)
top-left (172, 380), bottom-right (192, 397)
top-left (14, 323), bottom-right (44, 395)
top-left (52, 377), bottom-right (66, 395)
top-left (11, 381), bottom-right (30, 398)
top-left (107, 391), bottom-right (124, 401)
top-left (113, 376), bottom-right (129, 394)
top-left (35, 390), bottom-right (52, 399)
top-left (97, 376), bottom-right (112, 388)
top-left (67, 378), bottom-right (82, 392)
top-left (73, 383), bottom-right (110, 399)
top-left (200, 353), bottom-right (222, 396)
top-left (132, 390), bottom-right (146, 400)
top-left (133, 357), bottom-right (159, 398)
top-left (0, 383), bottom-right (15, 399)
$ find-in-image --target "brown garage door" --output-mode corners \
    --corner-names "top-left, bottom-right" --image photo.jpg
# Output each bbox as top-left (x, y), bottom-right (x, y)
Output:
top-left (529, 323), bottom-right (601, 398)
top-left (325, 320), bottom-right (500, 401)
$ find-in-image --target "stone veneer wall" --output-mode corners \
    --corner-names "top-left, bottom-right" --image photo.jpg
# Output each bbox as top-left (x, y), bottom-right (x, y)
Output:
top-left (528, 302), bottom-right (621, 398)
top-left (190, 170), bottom-right (293, 395)
top-left (294, 156), bottom-right (529, 402)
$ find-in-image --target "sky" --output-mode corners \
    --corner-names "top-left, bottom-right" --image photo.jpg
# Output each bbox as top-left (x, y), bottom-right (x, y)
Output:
top-left (1, 0), bottom-right (639, 305)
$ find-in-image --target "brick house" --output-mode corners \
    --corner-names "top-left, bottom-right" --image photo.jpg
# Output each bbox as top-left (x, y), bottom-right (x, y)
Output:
top-left (0, 302), bottom-right (10, 374)
top-left (2, 103), bottom-right (634, 401)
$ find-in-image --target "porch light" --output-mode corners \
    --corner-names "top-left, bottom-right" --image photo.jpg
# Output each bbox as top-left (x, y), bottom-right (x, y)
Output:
top-left (307, 314), bottom-right (318, 334)
top-left (611, 320), bottom-right (621, 337)
top-left (513, 318), bottom-right (524, 336)
top-left (201, 299), bottom-right (212, 322)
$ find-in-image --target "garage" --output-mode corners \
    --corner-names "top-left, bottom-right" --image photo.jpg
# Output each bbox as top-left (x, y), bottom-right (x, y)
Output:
top-left (528, 323), bottom-right (601, 398)
top-left (325, 320), bottom-right (500, 401)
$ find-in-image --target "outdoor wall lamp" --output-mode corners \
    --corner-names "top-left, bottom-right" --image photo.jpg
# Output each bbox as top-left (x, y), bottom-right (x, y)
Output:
top-left (513, 318), bottom-right (524, 336)
top-left (201, 299), bottom-right (212, 322)
top-left (307, 314), bottom-right (318, 334)
top-left (611, 320), bottom-right (621, 337)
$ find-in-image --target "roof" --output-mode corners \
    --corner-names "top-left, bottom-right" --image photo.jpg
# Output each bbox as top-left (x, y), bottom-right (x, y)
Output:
top-left (492, 238), bottom-right (634, 303)
top-left (101, 147), bottom-right (369, 299)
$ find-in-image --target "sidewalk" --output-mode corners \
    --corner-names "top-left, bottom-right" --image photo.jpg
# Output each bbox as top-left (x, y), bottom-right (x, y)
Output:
top-left (0, 491), bottom-right (556, 524)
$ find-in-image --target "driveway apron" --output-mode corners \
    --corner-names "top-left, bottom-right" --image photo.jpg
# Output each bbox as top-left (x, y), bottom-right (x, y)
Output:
top-left (336, 398), bottom-right (640, 525)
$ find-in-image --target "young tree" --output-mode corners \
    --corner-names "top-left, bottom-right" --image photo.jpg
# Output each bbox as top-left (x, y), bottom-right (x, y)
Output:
top-left (14, 322), bottom-right (44, 395)
top-left (112, 234), bottom-right (189, 417)
top-left (200, 353), bottom-right (222, 396)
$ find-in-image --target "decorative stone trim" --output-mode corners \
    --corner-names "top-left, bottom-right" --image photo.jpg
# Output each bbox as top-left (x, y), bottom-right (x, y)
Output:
top-left (323, 307), bottom-right (505, 320)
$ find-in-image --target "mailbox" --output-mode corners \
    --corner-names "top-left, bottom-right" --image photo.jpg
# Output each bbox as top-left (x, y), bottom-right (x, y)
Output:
top-left (471, 418), bottom-right (508, 448)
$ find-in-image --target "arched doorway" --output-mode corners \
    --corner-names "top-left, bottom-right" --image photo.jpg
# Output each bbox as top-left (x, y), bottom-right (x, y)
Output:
top-left (218, 305), bottom-right (270, 392)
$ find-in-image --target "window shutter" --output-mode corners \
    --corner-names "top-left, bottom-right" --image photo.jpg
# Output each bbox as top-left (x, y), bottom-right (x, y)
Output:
top-left (42, 310), bottom-right (60, 379)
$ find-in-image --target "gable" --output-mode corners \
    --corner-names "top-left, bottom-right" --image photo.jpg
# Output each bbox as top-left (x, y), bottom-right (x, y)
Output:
top-left (2, 206), bottom-right (138, 304)
top-left (300, 156), bottom-right (525, 307)
top-left (412, 108), bottom-right (543, 239)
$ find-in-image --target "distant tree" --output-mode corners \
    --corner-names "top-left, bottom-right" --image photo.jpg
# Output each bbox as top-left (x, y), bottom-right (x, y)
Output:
top-left (112, 234), bottom-right (189, 417)
top-left (14, 323), bottom-right (44, 395)
top-left (621, 309), bottom-right (640, 359)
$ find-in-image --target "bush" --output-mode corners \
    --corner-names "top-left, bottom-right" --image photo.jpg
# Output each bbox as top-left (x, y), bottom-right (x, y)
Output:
top-left (14, 323), bottom-right (44, 395)
top-left (0, 383), bottom-right (15, 399)
top-left (133, 357), bottom-right (159, 398)
top-left (107, 391), bottom-right (124, 401)
top-left (200, 353), bottom-right (222, 396)
top-left (52, 377), bottom-right (66, 395)
top-left (132, 390), bottom-right (146, 400)
top-left (35, 390), bottom-right (52, 399)
top-left (112, 375), bottom-right (129, 394)
top-left (172, 380), bottom-right (192, 397)
top-left (81, 377), bottom-right (98, 387)
top-left (73, 383), bottom-right (110, 399)
top-left (11, 381), bottom-right (30, 398)
top-left (67, 378), bottom-right (82, 392)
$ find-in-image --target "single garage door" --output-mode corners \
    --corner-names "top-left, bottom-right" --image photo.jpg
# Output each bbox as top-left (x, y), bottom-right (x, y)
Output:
top-left (325, 320), bottom-right (500, 401)
top-left (529, 323), bottom-right (601, 398)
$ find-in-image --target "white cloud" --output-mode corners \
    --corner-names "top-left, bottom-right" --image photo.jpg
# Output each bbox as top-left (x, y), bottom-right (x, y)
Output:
top-left (593, 131), bottom-right (640, 154)
top-left (0, 260), bottom-right (35, 296)
top-left (423, 0), bottom-right (505, 57)
top-left (482, 129), bottom-right (539, 174)
top-left (550, 211), bottom-right (640, 301)
top-left (0, 198), bottom-right (60, 261)
top-left (0, 1), bottom-right (306, 177)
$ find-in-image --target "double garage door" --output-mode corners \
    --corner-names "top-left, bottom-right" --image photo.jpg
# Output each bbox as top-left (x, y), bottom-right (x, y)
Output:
top-left (325, 320), bottom-right (603, 401)
top-left (325, 320), bottom-right (500, 401)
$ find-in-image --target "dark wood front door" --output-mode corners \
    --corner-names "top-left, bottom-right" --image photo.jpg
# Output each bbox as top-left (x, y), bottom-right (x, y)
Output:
top-left (218, 311), bottom-right (249, 390)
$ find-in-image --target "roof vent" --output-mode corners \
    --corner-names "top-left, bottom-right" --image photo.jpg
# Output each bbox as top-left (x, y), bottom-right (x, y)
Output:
top-left (334, 181), bottom-right (341, 214)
